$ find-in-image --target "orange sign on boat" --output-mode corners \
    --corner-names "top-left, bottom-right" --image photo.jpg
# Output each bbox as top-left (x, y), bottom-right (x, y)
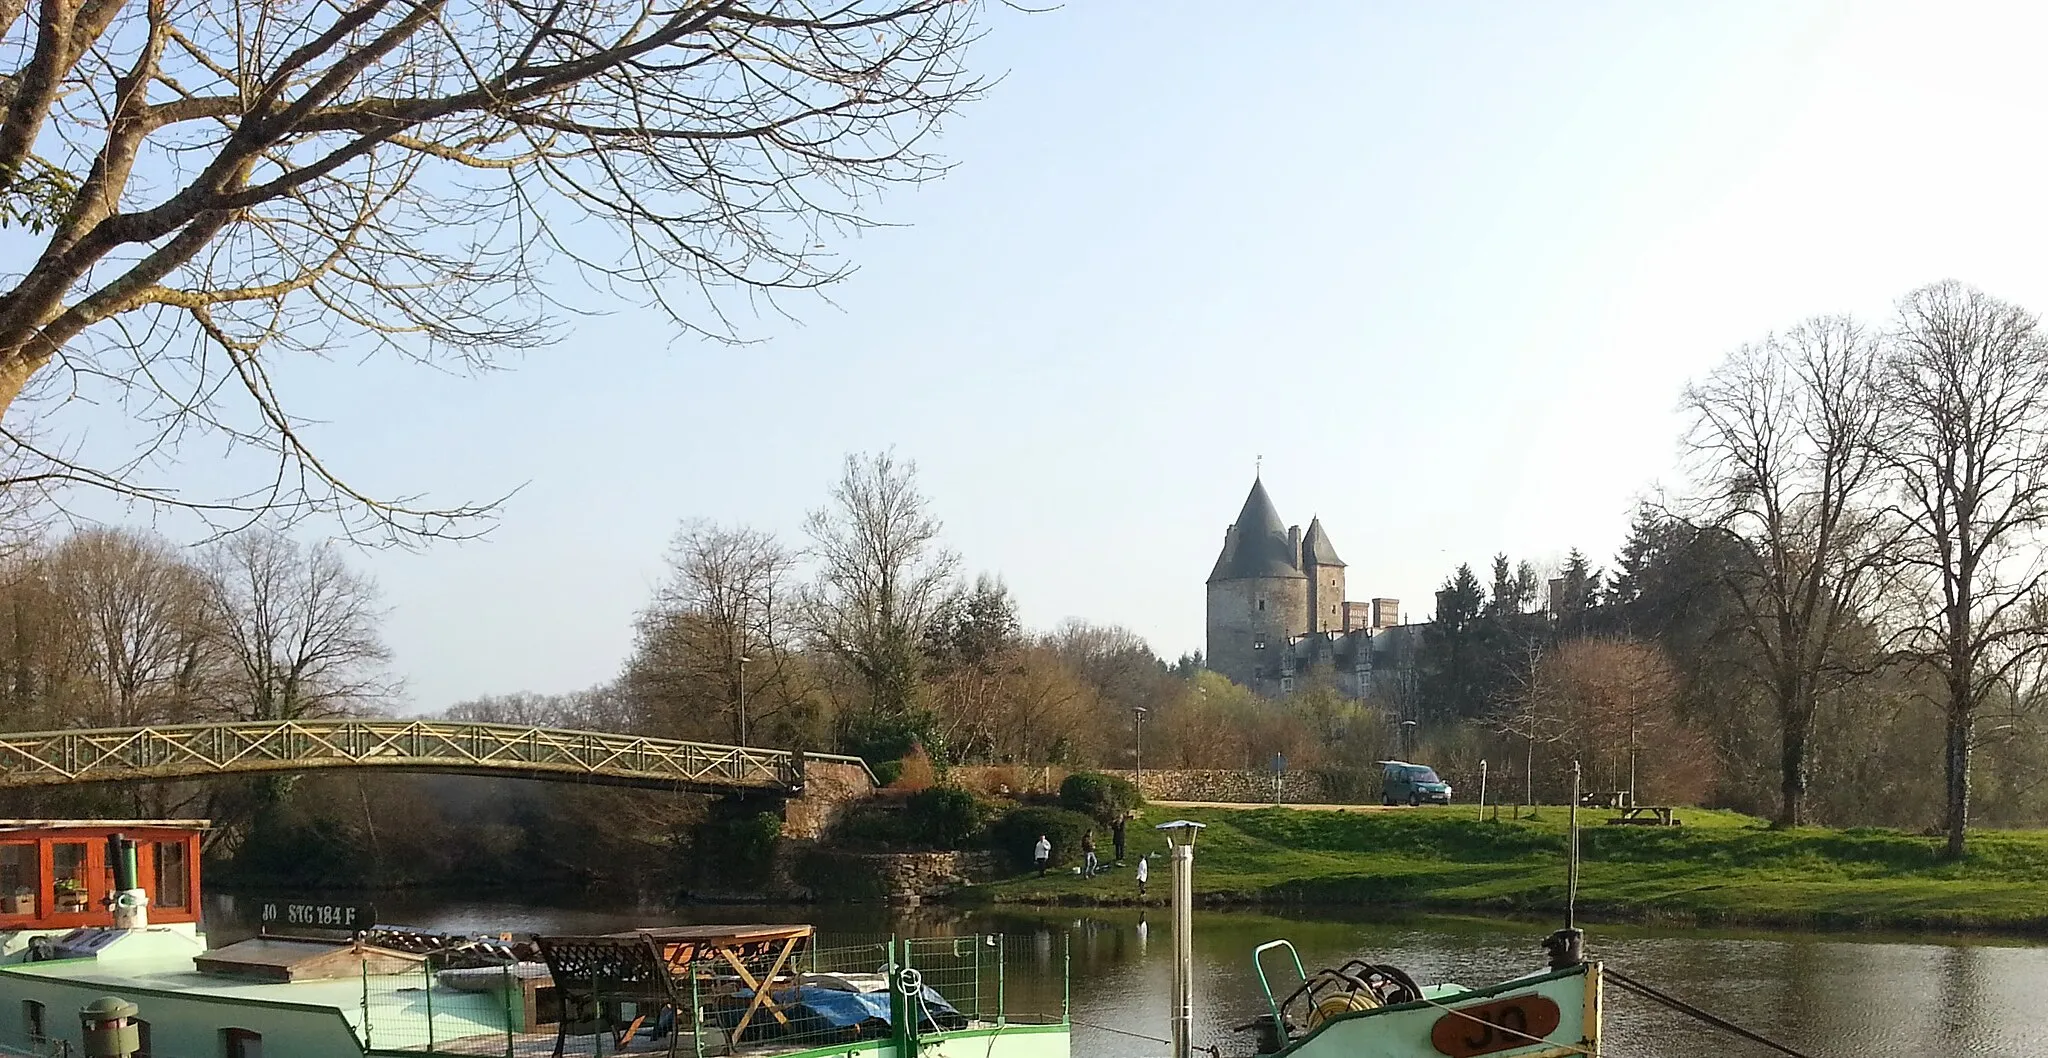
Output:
top-left (1429, 993), bottom-right (1562, 1057)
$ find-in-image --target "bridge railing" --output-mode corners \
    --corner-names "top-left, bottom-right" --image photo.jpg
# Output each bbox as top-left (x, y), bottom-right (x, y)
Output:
top-left (0, 720), bottom-right (874, 793)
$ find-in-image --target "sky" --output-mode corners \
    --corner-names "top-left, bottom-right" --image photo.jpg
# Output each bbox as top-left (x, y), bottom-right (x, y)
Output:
top-left (36, 1), bottom-right (2048, 712)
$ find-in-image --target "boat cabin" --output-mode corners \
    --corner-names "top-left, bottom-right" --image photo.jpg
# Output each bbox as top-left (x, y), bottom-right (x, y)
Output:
top-left (0, 820), bottom-right (204, 933)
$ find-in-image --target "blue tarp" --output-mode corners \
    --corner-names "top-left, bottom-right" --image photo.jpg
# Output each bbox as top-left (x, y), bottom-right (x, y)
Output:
top-left (710, 985), bottom-right (968, 1043)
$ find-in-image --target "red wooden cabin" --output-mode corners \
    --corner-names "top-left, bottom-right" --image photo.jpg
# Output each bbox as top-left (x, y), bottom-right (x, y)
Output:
top-left (0, 821), bottom-right (205, 932)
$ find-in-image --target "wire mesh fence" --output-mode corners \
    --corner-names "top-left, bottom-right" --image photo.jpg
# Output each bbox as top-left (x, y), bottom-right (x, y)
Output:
top-left (340, 931), bottom-right (1065, 1056)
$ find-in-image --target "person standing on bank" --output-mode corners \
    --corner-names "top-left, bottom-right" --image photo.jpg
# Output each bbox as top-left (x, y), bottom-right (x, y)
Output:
top-left (1081, 830), bottom-right (1098, 877)
top-left (1033, 834), bottom-right (1051, 877)
top-left (1112, 814), bottom-right (1128, 864)
top-left (1136, 855), bottom-right (1149, 899)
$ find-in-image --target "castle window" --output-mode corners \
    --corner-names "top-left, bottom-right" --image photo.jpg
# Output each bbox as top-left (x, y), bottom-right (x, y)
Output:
top-left (1253, 637), bottom-right (1266, 650)
top-left (1281, 677), bottom-right (1295, 695)
top-left (1258, 599), bottom-right (1265, 611)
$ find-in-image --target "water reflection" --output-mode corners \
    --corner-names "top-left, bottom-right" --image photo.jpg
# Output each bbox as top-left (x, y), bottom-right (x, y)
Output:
top-left (201, 895), bottom-right (2047, 1056)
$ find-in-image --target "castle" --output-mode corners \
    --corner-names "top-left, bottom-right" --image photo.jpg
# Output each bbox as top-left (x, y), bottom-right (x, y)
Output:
top-left (1204, 476), bottom-right (1411, 699)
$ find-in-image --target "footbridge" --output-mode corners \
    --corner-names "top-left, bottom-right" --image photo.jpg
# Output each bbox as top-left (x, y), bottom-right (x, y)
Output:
top-left (0, 720), bottom-right (874, 796)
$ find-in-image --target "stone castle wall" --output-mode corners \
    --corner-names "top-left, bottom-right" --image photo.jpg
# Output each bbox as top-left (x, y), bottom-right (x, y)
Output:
top-left (1206, 576), bottom-right (1308, 692)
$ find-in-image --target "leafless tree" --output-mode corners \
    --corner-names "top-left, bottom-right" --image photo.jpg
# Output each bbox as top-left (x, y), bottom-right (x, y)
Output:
top-left (1682, 316), bottom-right (1893, 825)
top-left (1880, 281), bottom-right (2048, 857)
top-left (803, 450), bottom-right (956, 729)
top-left (628, 519), bottom-right (806, 746)
top-left (41, 527), bottom-right (209, 727)
top-left (441, 684), bottom-right (633, 730)
top-left (1524, 639), bottom-right (1713, 806)
top-left (0, 1), bottom-right (988, 538)
top-left (200, 530), bottom-right (391, 723)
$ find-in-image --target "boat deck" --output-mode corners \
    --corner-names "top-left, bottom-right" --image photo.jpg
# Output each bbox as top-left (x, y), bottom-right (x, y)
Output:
top-left (386, 1031), bottom-right (852, 1056)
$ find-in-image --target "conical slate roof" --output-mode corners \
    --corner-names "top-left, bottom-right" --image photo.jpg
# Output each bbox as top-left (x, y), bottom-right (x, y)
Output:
top-left (1301, 516), bottom-right (1345, 568)
top-left (1208, 478), bottom-right (1305, 583)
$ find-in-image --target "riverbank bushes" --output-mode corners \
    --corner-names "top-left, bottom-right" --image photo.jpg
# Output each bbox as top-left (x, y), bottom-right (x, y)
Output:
top-left (982, 804), bottom-right (2048, 935)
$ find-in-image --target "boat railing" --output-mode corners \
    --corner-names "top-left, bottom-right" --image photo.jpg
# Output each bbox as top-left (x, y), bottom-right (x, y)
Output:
top-left (350, 932), bottom-right (1069, 1056)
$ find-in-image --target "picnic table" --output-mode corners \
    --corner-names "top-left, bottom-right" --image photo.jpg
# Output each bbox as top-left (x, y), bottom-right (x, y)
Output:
top-left (606, 924), bottom-right (815, 1042)
top-left (1605, 805), bottom-right (1679, 826)
top-left (1580, 789), bottom-right (1635, 810)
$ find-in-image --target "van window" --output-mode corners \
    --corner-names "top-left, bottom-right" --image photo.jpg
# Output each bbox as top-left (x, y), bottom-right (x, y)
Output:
top-left (154, 841), bottom-right (190, 909)
top-left (1402, 766), bottom-right (1441, 784)
top-left (225, 1027), bottom-right (263, 1058)
top-left (135, 1018), bottom-right (152, 1058)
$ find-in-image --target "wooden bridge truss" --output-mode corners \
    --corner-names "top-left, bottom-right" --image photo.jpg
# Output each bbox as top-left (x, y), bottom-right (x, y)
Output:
top-left (0, 720), bottom-right (863, 794)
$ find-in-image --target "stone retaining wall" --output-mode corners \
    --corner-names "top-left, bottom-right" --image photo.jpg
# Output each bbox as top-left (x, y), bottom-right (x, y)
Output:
top-left (951, 764), bottom-right (1336, 804)
top-left (1104, 768), bottom-right (1331, 804)
top-left (782, 758), bottom-right (876, 839)
top-left (797, 849), bottom-right (996, 903)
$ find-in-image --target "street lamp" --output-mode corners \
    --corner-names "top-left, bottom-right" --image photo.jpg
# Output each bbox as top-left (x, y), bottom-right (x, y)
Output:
top-left (1155, 819), bottom-right (1206, 1058)
top-left (1133, 706), bottom-right (1148, 787)
top-left (737, 655), bottom-right (753, 748)
top-left (1400, 719), bottom-right (1417, 759)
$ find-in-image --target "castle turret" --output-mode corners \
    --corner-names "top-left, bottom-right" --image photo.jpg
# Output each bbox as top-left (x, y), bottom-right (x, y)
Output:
top-left (1205, 478), bottom-right (1308, 692)
top-left (1301, 516), bottom-right (1347, 635)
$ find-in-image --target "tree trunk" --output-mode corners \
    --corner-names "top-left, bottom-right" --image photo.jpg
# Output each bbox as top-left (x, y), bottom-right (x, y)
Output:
top-left (0, 352), bottom-right (43, 422)
top-left (1777, 720), bottom-right (1807, 828)
top-left (1943, 710), bottom-right (1972, 859)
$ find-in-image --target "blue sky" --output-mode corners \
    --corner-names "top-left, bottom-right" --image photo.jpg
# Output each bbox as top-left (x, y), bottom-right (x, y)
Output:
top-left (42, 2), bottom-right (2048, 711)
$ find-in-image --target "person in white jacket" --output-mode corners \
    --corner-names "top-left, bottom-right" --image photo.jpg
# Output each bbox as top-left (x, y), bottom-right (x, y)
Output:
top-left (1135, 855), bottom-right (1150, 899)
top-left (1033, 834), bottom-right (1052, 877)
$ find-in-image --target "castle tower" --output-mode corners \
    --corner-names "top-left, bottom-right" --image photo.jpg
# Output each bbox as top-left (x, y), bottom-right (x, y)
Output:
top-left (1301, 516), bottom-right (1347, 634)
top-left (1205, 477), bottom-right (1309, 691)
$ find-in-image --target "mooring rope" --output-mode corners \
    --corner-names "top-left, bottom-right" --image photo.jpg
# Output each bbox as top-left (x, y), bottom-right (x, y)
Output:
top-left (1608, 967), bottom-right (1822, 1058)
top-left (1067, 1016), bottom-right (1173, 1044)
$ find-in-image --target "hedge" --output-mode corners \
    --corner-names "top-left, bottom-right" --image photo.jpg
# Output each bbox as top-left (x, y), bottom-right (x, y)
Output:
top-left (988, 805), bottom-right (1097, 871)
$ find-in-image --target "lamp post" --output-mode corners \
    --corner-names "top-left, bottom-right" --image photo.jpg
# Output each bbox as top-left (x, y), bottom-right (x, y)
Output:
top-left (1400, 719), bottom-right (1417, 760)
top-left (1133, 706), bottom-right (1148, 788)
top-left (1155, 820), bottom-right (1206, 1058)
top-left (737, 655), bottom-right (752, 748)
top-left (1478, 759), bottom-right (1488, 820)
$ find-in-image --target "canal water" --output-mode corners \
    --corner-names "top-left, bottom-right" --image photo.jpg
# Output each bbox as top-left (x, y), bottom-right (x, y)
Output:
top-left (203, 894), bottom-right (2047, 1057)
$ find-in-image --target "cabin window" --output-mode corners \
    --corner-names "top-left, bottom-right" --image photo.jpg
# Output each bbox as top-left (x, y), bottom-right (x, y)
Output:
top-left (22, 1000), bottom-right (44, 1041)
top-left (51, 842), bottom-right (88, 912)
top-left (154, 841), bottom-right (190, 910)
top-left (134, 1019), bottom-right (152, 1058)
top-left (224, 1027), bottom-right (263, 1058)
top-left (0, 844), bottom-right (34, 915)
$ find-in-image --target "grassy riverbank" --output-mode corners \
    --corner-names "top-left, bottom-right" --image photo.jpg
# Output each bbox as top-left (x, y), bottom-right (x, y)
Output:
top-left (975, 804), bottom-right (2048, 935)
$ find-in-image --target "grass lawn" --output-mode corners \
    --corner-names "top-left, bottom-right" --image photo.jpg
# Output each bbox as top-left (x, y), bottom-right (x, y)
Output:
top-left (974, 804), bottom-right (2048, 935)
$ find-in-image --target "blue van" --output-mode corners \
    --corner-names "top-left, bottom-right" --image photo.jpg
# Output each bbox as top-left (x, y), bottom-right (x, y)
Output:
top-left (1380, 760), bottom-right (1452, 806)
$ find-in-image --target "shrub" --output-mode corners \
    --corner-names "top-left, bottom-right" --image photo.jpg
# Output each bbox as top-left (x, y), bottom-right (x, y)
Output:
top-left (904, 786), bottom-right (989, 849)
top-left (988, 806), bottom-right (1096, 871)
top-left (1059, 772), bottom-right (1144, 826)
top-left (890, 743), bottom-right (938, 792)
top-left (830, 802), bottom-right (915, 848)
top-left (692, 809), bottom-right (784, 887)
top-left (1313, 766), bottom-right (1379, 804)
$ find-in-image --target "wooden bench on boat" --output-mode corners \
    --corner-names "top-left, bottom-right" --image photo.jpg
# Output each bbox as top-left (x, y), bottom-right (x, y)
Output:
top-left (1605, 805), bottom-right (1680, 826)
top-left (534, 925), bottom-right (814, 1054)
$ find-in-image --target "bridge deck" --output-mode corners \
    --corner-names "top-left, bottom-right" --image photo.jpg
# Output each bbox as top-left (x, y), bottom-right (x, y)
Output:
top-left (0, 720), bottom-right (870, 795)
